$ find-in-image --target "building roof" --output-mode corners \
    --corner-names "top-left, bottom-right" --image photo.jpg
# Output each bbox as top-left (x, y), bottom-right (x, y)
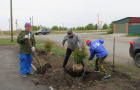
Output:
top-left (113, 17), bottom-right (140, 24)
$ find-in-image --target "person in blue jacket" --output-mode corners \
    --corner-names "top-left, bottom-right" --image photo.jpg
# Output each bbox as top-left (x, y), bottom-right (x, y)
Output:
top-left (86, 39), bottom-right (111, 79)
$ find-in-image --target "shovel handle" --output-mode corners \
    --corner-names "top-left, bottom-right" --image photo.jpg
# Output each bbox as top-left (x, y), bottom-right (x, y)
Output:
top-left (27, 38), bottom-right (41, 67)
top-left (83, 60), bottom-right (89, 75)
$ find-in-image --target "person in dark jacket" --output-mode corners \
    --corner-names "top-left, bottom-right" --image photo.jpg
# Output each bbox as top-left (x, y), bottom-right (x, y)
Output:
top-left (17, 22), bottom-right (36, 78)
top-left (86, 39), bottom-right (111, 79)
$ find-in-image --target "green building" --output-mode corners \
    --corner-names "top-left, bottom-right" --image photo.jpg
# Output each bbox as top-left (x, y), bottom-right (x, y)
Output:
top-left (113, 17), bottom-right (140, 35)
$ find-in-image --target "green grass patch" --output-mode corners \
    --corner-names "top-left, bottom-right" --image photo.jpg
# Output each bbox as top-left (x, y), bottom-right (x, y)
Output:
top-left (52, 46), bottom-right (65, 56)
top-left (113, 62), bottom-right (136, 71)
top-left (36, 44), bottom-right (66, 56)
top-left (125, 35), bottom-right (140, 37)
top-left (36, 44), bottom-right (45, 50)
top-left (0, 39), bottom-right (18, 46)
top-left (0, 38), bottom-right (45, 46)
top-left (35, 39), bottom-right (45, 44)
top-left (98, 33), bottom-right (108, 35)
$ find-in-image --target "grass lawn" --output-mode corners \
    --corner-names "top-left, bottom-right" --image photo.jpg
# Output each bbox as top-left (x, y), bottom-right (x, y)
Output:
top-left (0, 38), bottom-right (45, 46)
top-left (98, 33), bottom-right (108, 35)
top-left (125, 34), bottom-right (140, 37)
top-left (36, 44), bottom-right (65, 56)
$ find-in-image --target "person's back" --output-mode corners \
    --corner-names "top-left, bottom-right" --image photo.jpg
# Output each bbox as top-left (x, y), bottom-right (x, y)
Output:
top-left (90, 39), bottom-right (108, 58)
top-left (86, 39), bottom-right (111, 79)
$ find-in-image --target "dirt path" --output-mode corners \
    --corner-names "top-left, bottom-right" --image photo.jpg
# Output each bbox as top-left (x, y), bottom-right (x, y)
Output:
top-left (0, 46), bottom-right (50, 90)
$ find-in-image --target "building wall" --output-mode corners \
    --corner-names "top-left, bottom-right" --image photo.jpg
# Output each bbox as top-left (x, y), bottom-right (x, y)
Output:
top-left (115, 23), bottom-right (126, 33)
top-left (113, 24), bottom-right (116, 33)
top-left (128, 25), bottom-right (140, 35)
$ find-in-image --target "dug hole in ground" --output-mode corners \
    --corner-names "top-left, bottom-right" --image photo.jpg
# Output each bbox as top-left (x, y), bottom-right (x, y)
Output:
top-left (31, 44), bottom-right (140, 90)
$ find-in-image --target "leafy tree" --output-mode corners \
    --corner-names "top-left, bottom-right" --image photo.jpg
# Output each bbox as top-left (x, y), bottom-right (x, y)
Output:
top-left (37, 26), bottom-right (40, 30)
top-left (72, 27), bottom-right (76, 30)
top-left (63, 27), bottom-right (67, 30)
top-left (51, 26), bottom-right (58, 30)
top-left (76, 27), bottom-right (80, 30)
top-left (102, 23), bottom-right (108, 30)
top-left (81, 27), bottom-right (85, 30)
top-left (59, 26), bottom-right (62, 30)
top-left (85, 24), bottom-right (95, 30)
top-left (109, 21), bottom-right (113, 30)
top-left (32, 26), bottom-right (38, 30)
top-left (95, 24), bottom-right (98, 30)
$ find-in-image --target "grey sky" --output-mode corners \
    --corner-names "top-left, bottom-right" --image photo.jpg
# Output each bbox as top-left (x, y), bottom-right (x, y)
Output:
top-left (1, 0), bottom-right (140, 30)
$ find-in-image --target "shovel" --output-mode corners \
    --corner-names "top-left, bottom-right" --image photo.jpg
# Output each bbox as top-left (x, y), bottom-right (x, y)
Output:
top-left (27, 38), bottom-right (41, 69)
top-left (82, 60), bottom-right (89, 76)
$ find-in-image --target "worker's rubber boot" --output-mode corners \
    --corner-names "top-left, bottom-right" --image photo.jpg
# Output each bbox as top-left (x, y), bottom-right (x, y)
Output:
top-left (21, 75), bottom-right (27, 78)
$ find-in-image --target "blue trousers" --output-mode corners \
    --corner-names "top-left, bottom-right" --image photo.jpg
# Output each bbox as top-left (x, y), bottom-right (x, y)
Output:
top-left (19, 54), bottom-right (32, 75)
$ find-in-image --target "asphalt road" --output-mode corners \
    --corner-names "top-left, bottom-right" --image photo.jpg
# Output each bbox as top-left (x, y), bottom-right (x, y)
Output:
top-left (0, 46), bottom-right (50, 90)
top-left (35, 32), bottom-right (137, 67)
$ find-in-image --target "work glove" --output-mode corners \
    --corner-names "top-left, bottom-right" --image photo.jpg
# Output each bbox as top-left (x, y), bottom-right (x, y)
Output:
top-left (88, 58), bottom-right (91, 61)
top-left (79, 48), bottom-right (82, 51)
top-left (25, 35), bottom-right (29, 39)
top-left (31, 47), bottom-right (35, 51)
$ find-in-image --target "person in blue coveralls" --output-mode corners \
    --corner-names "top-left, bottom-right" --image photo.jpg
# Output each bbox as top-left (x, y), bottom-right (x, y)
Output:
top-left (17, 22), bottom-right (36, 78)
top-left (86, 39), bottom-right (111, 79)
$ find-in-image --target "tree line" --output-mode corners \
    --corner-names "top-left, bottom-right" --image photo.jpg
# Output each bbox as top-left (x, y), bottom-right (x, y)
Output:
top-left (32, 22), bottom-right (113, 31)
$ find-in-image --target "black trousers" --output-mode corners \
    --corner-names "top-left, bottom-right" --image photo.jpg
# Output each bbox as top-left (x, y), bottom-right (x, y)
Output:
top-left (63, 48), bottom-right (84, 68)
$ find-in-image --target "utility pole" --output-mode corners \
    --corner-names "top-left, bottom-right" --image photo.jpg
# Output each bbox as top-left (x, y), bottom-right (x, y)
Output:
top-left (30, 17), bottom-right (31, 24)
top-left (97, 13), bottom-right (99, 30)
top-left (10, 0), bottom-right (13, 42)
top-left (16, 19), bottom-right (17, 30)
top-left (30, 17), bottom-right (31, 30)
top-left (32, 16), bottom-right (33, 30)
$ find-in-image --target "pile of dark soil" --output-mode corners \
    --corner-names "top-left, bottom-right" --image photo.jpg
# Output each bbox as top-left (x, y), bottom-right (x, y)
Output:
top-left (36, 63), bottom-right (52, 75)
top-left (33, 62), bottom-right (140, 90)
top-left (33, 66), bottom-right (102, 90)
top-left (32, 49), bottom-right (140, 90)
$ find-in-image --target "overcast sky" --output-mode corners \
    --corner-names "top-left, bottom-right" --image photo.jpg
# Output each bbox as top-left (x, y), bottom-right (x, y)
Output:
top-left (1, 0), bottom-right (140, 30)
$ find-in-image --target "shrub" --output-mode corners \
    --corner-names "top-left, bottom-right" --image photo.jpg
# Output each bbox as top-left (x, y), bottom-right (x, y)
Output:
top-left (72, 42), bottom-right (88, 64)
top-left (107, 28), bottom-right (113, 34)
top-left (44, 39), bottom-right (53, 53)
